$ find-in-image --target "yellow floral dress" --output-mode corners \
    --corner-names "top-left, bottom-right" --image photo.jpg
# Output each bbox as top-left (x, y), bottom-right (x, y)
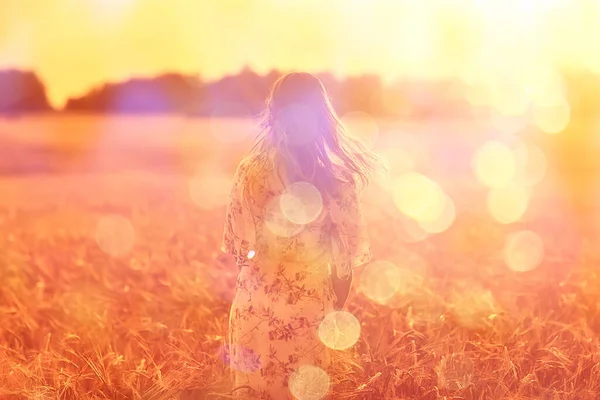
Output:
top-left (221, 154), bottom-right (371, 400)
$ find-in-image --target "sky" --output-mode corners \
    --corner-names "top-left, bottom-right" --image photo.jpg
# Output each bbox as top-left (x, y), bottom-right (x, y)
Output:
top-left (1, 0), bottom-right (599, 108)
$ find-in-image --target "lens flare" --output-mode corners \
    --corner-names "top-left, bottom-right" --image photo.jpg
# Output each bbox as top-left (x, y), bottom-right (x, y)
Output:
top-left (317, 310), bottom-right (361, 350)
top-left (95, 214), bottom-right (135, 257)
top-left (465, 83), bottom-right (488, 107)
top-left (490, 110), bottom-right (530, 135)
top-left (504, 230), bottom-right (544, 272)
top-left (288, 365), bottom-right (330, 400)
top-left (513, 142), bottom-right (548, 187)
top-left (392, 172), bottom-right (445, 221)
top-left (525, 65), bottom-right (566, 108)
top-left (395, 252), bottom-right (427, 296)
top-left (487, 186), bottom-right (531, 224)
top-left (280, 182), bottom-right (323, 225)
top-left (376, 131), bottom-right (425, 174)
top-left (359, 260), bottom-right (402, 304)
top-left (489, 80), bottom-right (531, 116)
top-left (265, 196), bottom-right (305, 237)
top-left (378, 146), bottom-right (416, 175)
top-left (416, 191), bottom-right (447, 224)
top-left (88, 0), bottom-right (137, 24)
top-left (418, 194), bottom-right (456, 234)
top-left (393, 215), bottom-right (430, 243)
top-left (533, 97), bottom-right (571, 134)
top-left (371, 252), bottom-right (426, 301)
top-left (472, 141), bottom-right (516, 188)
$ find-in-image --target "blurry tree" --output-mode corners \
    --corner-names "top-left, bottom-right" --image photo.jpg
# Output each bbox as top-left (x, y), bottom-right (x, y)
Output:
top-left (0, 70), bottom-right (52, 114)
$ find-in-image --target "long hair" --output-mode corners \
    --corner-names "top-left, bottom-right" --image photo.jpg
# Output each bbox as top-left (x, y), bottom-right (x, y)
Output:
top-left (248, 72), bottom-right (385, 196)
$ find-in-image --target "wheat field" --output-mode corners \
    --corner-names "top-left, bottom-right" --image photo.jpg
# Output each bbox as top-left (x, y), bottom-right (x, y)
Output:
top-left (1, 115), bottom-right (599, 399)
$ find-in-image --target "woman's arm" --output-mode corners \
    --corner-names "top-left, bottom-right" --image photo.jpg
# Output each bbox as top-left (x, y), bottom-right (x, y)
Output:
top-left (331, 270), bottom-right (352, 310)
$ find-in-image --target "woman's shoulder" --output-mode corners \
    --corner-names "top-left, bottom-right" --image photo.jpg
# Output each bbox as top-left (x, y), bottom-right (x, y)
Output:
top-left (233, 152), bottom-right (269, 187)
top-left (237, 152), bottom-right (266, 172)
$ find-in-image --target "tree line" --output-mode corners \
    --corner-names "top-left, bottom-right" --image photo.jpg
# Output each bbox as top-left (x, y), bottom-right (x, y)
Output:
top-left (1, 67), bottom-right (598, 120)
top-left (0, 68), bottom-right (473, 118)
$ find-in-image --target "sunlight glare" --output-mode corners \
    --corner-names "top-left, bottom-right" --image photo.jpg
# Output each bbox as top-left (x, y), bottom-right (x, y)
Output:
top-left (589, 51), bottom-right (600, 74)
top-left (265, 195), bottom-right (305, 237)
top-left (377, 131), bottom-right (428, 173)
top-left (359, 260), bottom-right (402, 304)
top-left (377, 145), bottom-right (416, 175)
top-left (88, 0), bottom-right (137, 25)
top-left (504, 230), bottom-right (544, 272)
top-left (374, 251), bottom-right (427, 298)
top-left (392, 172), bottom-right (445, 221)
top-left (280, 182), bottom-right (323, 225)
top-left (490, 110), bottom-right (530, 136)
top-left (0, 24), bottom-right (31, 71)
top-left (393, 215), bottom-right (430, 243)
top-left (487, 185), bottom-right (531, 224)
top-left (533, 97), bottom-right (571, 134)
top-left (472, 141), bottom-right (516, 188)
top-left (395, 252), bottom-right (427, 296)
top-left (288, 364), bottom-right (331, 400)
top-left (489, 78), bottom-right (531, 116)
top-left (317, 310), bottom-right (361, 351)
top-left (416, 188), bottom-right (450, 224)
top-left (418, 194), bottom-right (456, 234)
top-left (464, 83), bottom-right (488, 107)
top-left (525, 65), bottom-right (566, 108)
top-left (513, 142), bottom-right (548, 187)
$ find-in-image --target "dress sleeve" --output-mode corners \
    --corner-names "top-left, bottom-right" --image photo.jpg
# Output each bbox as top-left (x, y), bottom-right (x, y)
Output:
top-left (329, 179), bottom-right (372, 280)
top-left (221, 160), bottom-right (255, 265)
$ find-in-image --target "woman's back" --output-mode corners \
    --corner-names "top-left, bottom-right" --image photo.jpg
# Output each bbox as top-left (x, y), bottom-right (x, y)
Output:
top-left (222, 72), bottom-right (380, 399)
top-left (223, 152), bottom-right (370, 278)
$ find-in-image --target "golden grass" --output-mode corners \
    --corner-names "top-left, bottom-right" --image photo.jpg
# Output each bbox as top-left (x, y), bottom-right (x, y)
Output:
top-left (1, 116), bottom-right (600, 399)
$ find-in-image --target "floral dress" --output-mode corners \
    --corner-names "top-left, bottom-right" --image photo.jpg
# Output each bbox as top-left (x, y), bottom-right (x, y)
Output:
top-left (221, 154), bottom-right (371, 400)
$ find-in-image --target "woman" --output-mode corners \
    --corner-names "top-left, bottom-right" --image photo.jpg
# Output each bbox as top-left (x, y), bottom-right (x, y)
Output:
top-left (221, 72), bottom-right (383, 399)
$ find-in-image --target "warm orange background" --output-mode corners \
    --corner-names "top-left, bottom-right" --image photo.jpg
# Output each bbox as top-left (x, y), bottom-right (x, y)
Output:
top-left (1, 0), bottom-right (599, 108)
